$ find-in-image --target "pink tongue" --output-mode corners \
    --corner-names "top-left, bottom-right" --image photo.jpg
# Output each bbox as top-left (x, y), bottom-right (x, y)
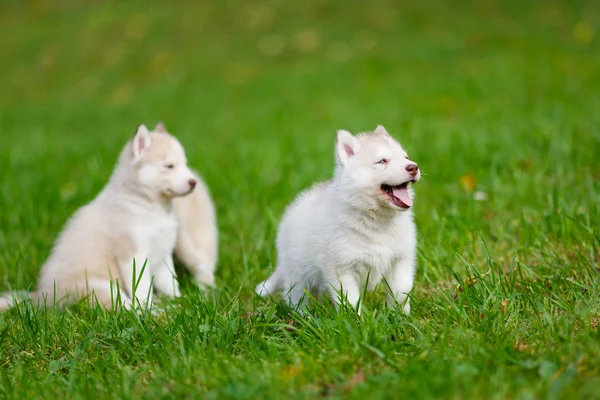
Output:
top-left (392, 186), bottom-right (413, 207)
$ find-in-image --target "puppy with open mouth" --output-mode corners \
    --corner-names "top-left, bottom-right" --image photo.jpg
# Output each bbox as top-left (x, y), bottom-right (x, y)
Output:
top-left (256, 125), bottom-right (421, 314)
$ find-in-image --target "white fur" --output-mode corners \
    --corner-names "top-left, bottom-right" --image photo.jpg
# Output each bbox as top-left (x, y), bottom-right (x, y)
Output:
top-left (0, 124), bottom-right (199, 310)
top-left (255, 125), bottom-right (421, 314)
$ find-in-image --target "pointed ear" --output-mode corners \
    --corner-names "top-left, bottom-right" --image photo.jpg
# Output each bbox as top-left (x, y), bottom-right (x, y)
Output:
top-left (154, 122), bottom-right (167, 133)
top-left (132, 124), bottom-right (151, 159)
top-left (336, 129), bottom-right (360, 166)
top-left (374, 124), bottom-right (390, 136)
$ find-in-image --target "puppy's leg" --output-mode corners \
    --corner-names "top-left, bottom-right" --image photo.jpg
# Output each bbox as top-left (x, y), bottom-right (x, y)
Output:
top-left (173, 179), bottom-right (218, 288)
top-left (255, 267), bottom-right (283, 297)
top-left (0, 291), bottom-right (34, 310)
top-left (384, 256), bottom-right (415, 315)
top-left (120, 255), bottom-right (154, 308)
top-left (84, 278), bottom-right (132, 309)
top-left (328, 273), bottom-right (361, 314)
top-left (175, 233), bottom-right (216, 287)
top-left (153, 257), bottom-right (181, 298)
top-left (284, 281), bottom-right (309, 309)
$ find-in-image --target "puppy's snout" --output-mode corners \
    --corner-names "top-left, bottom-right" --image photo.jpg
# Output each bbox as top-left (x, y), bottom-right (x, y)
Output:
top-left (405, 163), bottom-right (419, 177)
top-left (188, 179), bottom-right (197, 189)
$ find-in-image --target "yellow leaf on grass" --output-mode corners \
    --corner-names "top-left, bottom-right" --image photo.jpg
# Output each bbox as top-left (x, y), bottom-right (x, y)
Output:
top-left (459, 174), bottom-right (476, 191)
top-left (280, 364), bottom-right (302, 381)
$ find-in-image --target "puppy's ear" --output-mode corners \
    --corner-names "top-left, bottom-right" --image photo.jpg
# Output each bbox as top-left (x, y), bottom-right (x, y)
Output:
top-left (336, 129), bottom-right (360, 166)
top-left (374, 124), bottom-right (390, 136)
top-left (132, 124), bottom-right (151, 159)
top-left (154, 122), bottom-right (167, 133)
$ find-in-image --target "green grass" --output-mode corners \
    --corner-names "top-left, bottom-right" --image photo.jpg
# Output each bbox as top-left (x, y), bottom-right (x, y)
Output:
top-left (1, 0), bottom-right (599, 398)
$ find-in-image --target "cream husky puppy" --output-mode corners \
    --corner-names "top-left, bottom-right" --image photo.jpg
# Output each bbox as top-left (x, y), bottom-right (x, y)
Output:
top-left (0, 124), bottom-right (199, 310)
top-left (255, 125), bottom-right (421, 314)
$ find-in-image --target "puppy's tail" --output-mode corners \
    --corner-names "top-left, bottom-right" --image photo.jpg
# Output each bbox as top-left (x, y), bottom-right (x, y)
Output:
top-left (0, 291), bottom-right (40, 311)
top-left (255, 268), bottom-right (283, 297)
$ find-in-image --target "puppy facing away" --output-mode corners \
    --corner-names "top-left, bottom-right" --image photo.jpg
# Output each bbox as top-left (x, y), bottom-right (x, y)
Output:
top-left (164, 129), bottom-right (218, 287)
top-left (255, 125), bottom-right (421, 314)
top-left (0, 124), bottom-right (199, 310)
top-left (172, 187), bottom-right (218, 288)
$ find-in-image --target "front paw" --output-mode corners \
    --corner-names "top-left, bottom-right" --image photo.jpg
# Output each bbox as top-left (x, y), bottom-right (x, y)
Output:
top-left (402, 300), bottom-right (410, 315)
top-left (386, 296), bottom-right (410, 315)
top-left (172, 284), bottom-right (182, 298)
top-left (194, 270), bottom-right (215, 290)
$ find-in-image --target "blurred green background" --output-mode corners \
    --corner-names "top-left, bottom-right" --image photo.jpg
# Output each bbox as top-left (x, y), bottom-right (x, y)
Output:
top-left (0, 1), bottom-right (599, 398)
top-left (1, 0), bottom-right (597, 288)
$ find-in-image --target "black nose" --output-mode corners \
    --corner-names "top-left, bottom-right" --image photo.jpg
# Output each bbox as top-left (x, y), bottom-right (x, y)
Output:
top-left (405, 163), bottom-right (419, 176)
top-left (188, 179), bottom-right (197, 189)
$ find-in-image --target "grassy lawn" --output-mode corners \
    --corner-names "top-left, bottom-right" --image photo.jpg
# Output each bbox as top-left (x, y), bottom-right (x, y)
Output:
top-left (1, 0), bottom-right (599, 398)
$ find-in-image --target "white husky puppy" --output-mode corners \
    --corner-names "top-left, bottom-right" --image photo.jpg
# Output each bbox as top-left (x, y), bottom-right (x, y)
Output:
top-left (255, 125), bottom-right (421, 314)
top-left (0, 124), bottom-right (198, 310)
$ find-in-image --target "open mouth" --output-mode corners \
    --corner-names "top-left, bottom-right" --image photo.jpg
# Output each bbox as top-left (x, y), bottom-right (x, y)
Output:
top-left (381, 182), bottom-right (413, 209)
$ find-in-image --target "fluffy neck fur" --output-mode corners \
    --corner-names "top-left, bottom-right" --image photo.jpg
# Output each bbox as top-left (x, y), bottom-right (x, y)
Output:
top-left (330, 168), bottom-right (409, 234)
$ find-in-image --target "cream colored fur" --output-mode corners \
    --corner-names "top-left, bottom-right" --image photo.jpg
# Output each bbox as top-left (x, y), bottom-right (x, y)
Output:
top-left (172, 173), bottom-right (218, 288)
top-left (153, 123), bottom-right (219, 288)
top-left (0, 123), bottom-right (206, 310)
